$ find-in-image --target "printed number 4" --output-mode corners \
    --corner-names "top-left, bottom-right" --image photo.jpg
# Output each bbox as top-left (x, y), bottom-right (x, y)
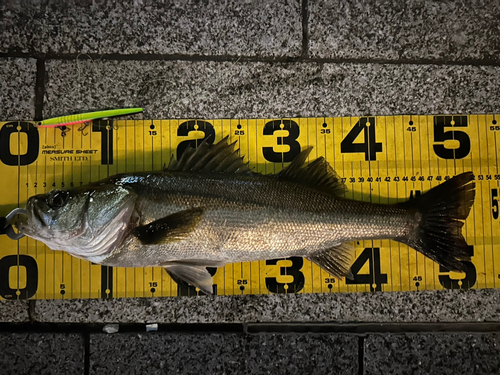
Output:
top-left (340, 117), bottom-right (382, 161)
top-left (346, 248), bottom-right (387, 292)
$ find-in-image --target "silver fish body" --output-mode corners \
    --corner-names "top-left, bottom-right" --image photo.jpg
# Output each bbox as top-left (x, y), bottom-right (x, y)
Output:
top-left (17, 138), bottom-right (475, 294)
top-left (98, 171), bottom-right (410, 267)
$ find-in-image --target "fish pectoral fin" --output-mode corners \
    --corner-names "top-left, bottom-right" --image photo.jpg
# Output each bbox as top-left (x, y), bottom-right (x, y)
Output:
top-left (134, 208), bottom-right (204, 245)
top-left (163, 264), bottom-right (215, 295)
top-left (306, 243), bottom-right (355, 279)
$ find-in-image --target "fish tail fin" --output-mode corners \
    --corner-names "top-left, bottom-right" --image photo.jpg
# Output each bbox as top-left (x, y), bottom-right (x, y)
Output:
top-left (396, 172), bottom-right (475, 272)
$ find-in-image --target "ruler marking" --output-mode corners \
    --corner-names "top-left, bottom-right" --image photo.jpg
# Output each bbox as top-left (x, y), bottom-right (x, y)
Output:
top-left (394, 116), bottom-right (402, 290)
top-left (417, 115), bottom-right (426, 289)
top-left (316, 118), bottom-right (323, 294)
top-left (384, 117), bottom-right (393, 291)
top-left (16, 123), bottom-right (21, 298)
top-left (2, 115), bottom-right (499, 299)
top-left (409, 115), bottom-right (419, 287)
top-left (493, 115), bottom-right (498, 287)
top-left (476, 116), bottom-right (487, 288)
top-left (469, 116), bottom-right (476, 288)
top-left (484, 114), bottom-right (492, 289)
top-left (246, 119), bottom-right (252, 295)
top-left (426, 116), bottom-right (436, 289)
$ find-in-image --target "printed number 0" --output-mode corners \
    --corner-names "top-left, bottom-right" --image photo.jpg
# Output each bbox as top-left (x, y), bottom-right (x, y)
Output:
top-left (0, 122), bottom-right (39, 166)
top-left (0, 255), bottom-right (38, 299)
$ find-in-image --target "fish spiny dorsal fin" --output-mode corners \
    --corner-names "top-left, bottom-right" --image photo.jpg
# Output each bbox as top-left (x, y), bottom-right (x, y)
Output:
top-left (165, 136), bottom-right (252, 174)
top-left (276, 147), bottom-right (347, 197)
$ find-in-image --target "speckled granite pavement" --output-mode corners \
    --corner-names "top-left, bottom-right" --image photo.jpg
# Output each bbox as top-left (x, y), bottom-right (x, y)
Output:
top-left (1, 0), bottom-right (500, 374)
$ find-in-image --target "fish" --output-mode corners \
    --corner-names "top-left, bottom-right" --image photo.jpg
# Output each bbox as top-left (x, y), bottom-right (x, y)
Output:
top-left (16, 137), bottom-right (476, 294)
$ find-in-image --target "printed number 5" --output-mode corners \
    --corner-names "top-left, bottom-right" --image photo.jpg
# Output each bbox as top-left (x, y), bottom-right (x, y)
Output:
top-left (433, 116), bottom-right (470, 159)
top-left (492, 189), bottom-right (499, 220)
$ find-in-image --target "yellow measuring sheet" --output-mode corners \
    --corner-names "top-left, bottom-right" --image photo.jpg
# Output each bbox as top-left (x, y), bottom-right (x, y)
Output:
top-left (0, 115), bottom-right (498, 300)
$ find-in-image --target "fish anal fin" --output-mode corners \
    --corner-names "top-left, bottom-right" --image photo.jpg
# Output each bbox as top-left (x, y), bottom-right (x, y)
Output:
top-left (306, 243), bottom-right (355, 279)
top-left (134, 207), bottom-right (204, 245)
top-left (163, 264), bottom-right (215, 295)
top-left (276, 149), bottom-right (347, 197)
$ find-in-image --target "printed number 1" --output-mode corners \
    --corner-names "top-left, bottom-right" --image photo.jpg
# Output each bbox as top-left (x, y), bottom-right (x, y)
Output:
top-left (92, 121), bottom-right (113, 165)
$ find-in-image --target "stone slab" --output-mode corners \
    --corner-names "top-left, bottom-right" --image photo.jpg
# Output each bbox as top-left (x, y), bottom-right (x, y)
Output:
top-left (0, 333), bottom-right (84, 375)
top-left (0, 301), bottom-right (30, 323)
top-left (33, 289), bottom-right (500, 324)
top-left (364, 333), bottom-right (500, 375)
top-left (44, 59), bottom-right (500, 120)
top-left (0, 58), bottom-right (36, 120)
top-left (309, 0), bottom-right (500, 62)
top-left (0, 0), bottom-right (302, 57)
top-left (89, 332), bottom-right (358, 374)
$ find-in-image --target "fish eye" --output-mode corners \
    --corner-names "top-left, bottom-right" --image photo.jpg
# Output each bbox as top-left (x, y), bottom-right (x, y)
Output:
top-left (49, 190), bottom-right (70, 209)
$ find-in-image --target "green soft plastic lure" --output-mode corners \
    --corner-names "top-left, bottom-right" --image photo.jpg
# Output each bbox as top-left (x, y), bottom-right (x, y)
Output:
top-left (36, 108), bottom-right (143, 128)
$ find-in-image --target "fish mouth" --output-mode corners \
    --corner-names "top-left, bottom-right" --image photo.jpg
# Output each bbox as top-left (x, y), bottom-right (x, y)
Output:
top-left (21, 198), bottom-right (52, 234)
top-left (32, 203), bottom-right (51, 228)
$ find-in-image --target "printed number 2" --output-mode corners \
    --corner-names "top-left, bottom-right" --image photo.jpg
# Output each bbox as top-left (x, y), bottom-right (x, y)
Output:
top-left (346, 248), bottom-right (388, 292)
top-left (175, 267), bottom-right (218, 296)
top-left (340, 117), bottom-right (382, 161)
top-left (176, 120), bottom-right (216, 160)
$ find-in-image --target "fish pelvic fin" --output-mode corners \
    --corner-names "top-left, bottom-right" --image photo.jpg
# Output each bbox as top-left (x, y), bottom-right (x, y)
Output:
top-left (276, 148), bottom-right (347, 197)
top-left (165, 136), bottom-right (253, 174)
top-left (163, 264), bottom-right (215, 295)
top-left (306, 243), bottom-right (355, 279)
top-left (134, 207), bottom-right (204, 245)
top-left (397, 171), bottom-right (476, 272)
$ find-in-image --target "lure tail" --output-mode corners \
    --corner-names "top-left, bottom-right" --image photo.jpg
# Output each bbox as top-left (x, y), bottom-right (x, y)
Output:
top-left (397, 172), bottom-right (476, 272)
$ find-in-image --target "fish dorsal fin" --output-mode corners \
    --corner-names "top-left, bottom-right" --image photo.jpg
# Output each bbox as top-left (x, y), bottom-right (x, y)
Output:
top-left (276, 147), bottom-right (347, 196)
top-left (165, 136), bottom-right (252, 174)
